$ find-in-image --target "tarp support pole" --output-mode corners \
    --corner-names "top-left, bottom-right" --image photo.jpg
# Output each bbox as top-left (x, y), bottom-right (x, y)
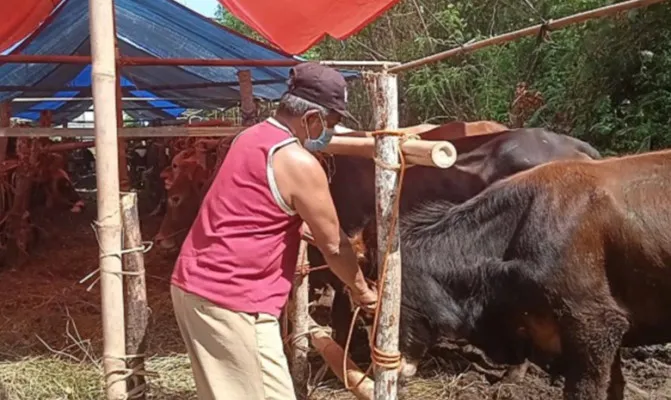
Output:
top-left (89, 0), bottom-right (127, 399)
top-left (365, 70), bottom-right (402, 400)
top-left (0, 55), bottom-right (401, 69)
top-left (40, 110), bottom-right (52, 127)
top-left (0, 103), bottom-right (10, 163)
top-left (237, 70), bottom-right (258, 126)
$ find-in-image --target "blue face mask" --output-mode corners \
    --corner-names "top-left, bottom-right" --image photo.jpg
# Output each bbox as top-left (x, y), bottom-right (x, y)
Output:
top-left (302, 114), bottom-right (333, 153)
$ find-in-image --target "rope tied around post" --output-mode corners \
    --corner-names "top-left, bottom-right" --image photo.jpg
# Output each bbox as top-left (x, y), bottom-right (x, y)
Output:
top-left (79, 222), bottom-right (154, 291)
top-left (369, 129), bottom-right (410, 369)
top-left (102, 352), bottom-right (160, 400)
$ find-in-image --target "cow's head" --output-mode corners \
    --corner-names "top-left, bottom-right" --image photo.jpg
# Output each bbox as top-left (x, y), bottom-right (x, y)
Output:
top-left (35, 153), bottom-right (85, 212)
top-left (154, 152), bottom-right (210, 250)
top-left (49, 169), bottom-right (85, 212)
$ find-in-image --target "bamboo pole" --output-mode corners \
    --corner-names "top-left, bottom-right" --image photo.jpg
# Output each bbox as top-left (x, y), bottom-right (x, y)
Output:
top-left (289, 239), bottom-right (310, 400)
top-left (0, 103), bottom-right (9, 163)
top-left (0, 55), bottom-right (399, 68)
top-left (365, 70), bottom-right (402, 400)
top-left (0, 78), bottom-right (284, 93)
top-left (0, 54), bottom-right (299, 66)
top-left (120, 193), bottom-right (150, 399)
top-left (388, 0), bottom-right (666, 74)
top-left (0, 126), bottom-right (245, 138)
top-left (319, 60), bottom-right (400, 69)
top-left (324, 136), bottom-right (457, 168)
top-left (89, 0), bottom-right (127, 398)
top-left (0, 125), bottom-right (455, 163)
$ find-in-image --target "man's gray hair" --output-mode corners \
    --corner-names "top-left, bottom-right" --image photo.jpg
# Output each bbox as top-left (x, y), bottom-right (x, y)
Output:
top-left (276, 93), bottom-right (330, 118)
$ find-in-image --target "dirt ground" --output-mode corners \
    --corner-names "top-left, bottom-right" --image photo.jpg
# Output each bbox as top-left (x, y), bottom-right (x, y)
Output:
top-left (1, 198), bottom-right (671, 399)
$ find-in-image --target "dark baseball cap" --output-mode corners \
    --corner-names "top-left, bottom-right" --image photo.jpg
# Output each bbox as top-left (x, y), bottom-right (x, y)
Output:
top-left (287, 62), bottom-right (357, 123)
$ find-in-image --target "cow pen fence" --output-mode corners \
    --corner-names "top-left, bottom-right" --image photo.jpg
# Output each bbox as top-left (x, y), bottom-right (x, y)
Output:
top-left (0, 0), bottom-right (667, 398)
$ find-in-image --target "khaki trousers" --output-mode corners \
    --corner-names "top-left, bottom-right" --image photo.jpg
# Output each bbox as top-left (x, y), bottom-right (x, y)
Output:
top-left (171, 285), bottom-right (296, 400)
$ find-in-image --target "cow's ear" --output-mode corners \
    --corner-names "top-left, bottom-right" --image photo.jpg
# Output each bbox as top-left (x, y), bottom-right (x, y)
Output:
top-left (159, 166), bottom-right (172, 180)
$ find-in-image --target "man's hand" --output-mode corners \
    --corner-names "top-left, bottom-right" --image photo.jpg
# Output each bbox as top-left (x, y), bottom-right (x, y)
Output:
top-left (349, 284), bottom-right (378, 315)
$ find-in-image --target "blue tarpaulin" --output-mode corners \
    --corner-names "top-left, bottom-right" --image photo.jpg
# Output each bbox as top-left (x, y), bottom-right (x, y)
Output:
top-left (0, 0), bottom-right (359, 124)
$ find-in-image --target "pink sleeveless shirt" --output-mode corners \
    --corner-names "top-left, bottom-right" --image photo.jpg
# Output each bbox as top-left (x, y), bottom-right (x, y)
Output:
top-left (171, 118), bottom-right (303, 318)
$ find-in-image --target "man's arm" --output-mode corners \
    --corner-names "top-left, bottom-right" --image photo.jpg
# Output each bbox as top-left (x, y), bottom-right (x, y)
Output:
top-left (273, 145), bottom-right (370, 296)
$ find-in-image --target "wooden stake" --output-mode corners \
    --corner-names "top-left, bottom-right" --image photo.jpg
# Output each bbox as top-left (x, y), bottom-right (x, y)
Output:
top-left (89, 0), bottom-right (127, 398)
top-left (310, 327), bottom-right (374, 400)
top-left (289, 239), bottom-right (310, 400)
top-left (40, 110), bottom-right (52, 127)
top-left (0, 103), bottom-right (10, 163)
top-left (238, 70), bottom-right (258, 126)
top-left (120, 193), bottom-right (149, 399)
top-left (365, 70), bottom-right (402, 400)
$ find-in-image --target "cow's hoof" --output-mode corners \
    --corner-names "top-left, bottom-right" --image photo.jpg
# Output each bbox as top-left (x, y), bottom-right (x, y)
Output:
top-left (400, 357), bottom-right (418, 379)
top-left (500, 362), bottom-right (529, 384)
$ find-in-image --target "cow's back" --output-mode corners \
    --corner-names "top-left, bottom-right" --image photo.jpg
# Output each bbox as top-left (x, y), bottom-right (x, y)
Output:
top-left (326, 128), bottom-right (601, 234)
top-left (495, 150), bottom-right (671, 346)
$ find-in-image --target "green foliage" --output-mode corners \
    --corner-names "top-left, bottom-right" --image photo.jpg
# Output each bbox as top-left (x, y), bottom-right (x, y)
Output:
top-left (214, 1), bottom-right (671, 155)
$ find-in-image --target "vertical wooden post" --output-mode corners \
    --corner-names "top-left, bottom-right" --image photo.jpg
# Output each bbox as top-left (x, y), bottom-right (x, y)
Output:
top-left (89, 0), bottom-right (127, 399)
top-left (289, 239), bottom-right (310, 400)
top-left (121, 192), bottom-right (149, 399)
top-left (237, 69), bottom-right (257, 126)
top-left (366, 70), bottom-right (401, 400)
top-left (0, 103), bottom-right (10, 163)
top-left (40, 110), bottom-right (53, 127)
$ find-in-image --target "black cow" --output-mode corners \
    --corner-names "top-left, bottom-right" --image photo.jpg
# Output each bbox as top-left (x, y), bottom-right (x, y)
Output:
top-left (310, 128), bottom-right (602, 348)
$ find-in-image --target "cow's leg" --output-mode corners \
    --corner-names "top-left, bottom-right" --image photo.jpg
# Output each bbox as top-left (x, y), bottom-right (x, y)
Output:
top-left (397, 311), bottom-right (433, 385)
top-left (561, 306), bottom-right (628, 400)
top-left (45, 188), bottom-right (55, 209)
top-left (501, 359), bottom-right (530, 383)
top-left (332, 288), bottom-right (355, 347)
top-left (606, 349), bottom-right (625, 400)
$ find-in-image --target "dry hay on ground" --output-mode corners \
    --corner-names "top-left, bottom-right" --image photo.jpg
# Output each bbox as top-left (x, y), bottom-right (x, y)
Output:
top-left (0, 204), bottom-right (670, 399)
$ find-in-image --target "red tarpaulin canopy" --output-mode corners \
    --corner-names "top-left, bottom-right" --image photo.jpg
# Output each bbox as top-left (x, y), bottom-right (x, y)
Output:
top-left (217, 0), bottom-right (400, 55)
top-left (0, 0), bottom-right (62, 53)
top-left (2, 0), bottom-right (398, 56)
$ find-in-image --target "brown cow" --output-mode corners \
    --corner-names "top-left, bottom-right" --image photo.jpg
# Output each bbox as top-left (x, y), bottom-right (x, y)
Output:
top-left (154, 136), bottom-right (234, 249)
top-left (352, 148), bottom-right (671, 400)
top-left (33, 151), bottom-right (85, 213)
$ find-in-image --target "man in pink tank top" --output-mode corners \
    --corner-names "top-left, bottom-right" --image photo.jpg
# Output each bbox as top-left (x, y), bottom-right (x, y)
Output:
top-left (170, 62), bottom-right (377, 400)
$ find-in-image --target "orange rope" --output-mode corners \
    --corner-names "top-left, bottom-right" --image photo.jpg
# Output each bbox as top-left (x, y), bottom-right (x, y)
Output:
top-left (343, 130), bottom-right (411, 389)
top-left (285, 130), bottom-right (412, 391)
